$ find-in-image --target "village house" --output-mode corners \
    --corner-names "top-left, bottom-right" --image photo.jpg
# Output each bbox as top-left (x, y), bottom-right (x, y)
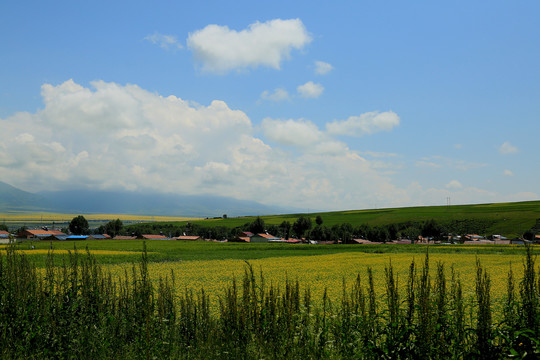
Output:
top-left (87, 234), bottom-right (111, 240)
top-left (174, 235), bottom-right (202, 241)
top-left (250, 233), bottom-right (282, 243)
top-left (18, 229), bottom-right (66, 239)
top-left (113, 235), bottom-right (137, 240)
top-left (140, 234), bottom-right (170, 240)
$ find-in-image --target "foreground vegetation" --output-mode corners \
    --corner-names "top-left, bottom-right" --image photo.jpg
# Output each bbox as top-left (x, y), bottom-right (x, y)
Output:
top-left (1, 244), bottom-right (540, 359)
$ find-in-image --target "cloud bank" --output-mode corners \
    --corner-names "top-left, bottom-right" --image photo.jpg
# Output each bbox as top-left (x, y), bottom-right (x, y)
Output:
top-left (0, 79), bottom-right (410, 210)
top-left (2, 80), bottom-right (531, 211)
top-left (187, 19), bottom-right (312, 73)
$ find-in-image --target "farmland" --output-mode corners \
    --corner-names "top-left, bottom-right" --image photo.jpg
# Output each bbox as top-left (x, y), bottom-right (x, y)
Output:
top-left (0, 211), bottom-right (199, 230)
top-left (2, 199), bottom-right (540, 358)
top-left (2, 241), bottom-right (540, 358)
top-left (4, 240), bottom-right (538, 310)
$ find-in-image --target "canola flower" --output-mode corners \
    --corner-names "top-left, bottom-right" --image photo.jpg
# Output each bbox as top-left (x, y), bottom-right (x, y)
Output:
top-left (0, 249), bottom-right (149, 256)
top-left (104, 252), bottom-right (525, 314)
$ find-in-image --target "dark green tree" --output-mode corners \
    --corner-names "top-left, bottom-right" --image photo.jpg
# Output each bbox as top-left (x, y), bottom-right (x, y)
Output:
top-left (279, 221), bottom-right (292, 239)
top-left (0, 224), bottom-right (8, 232)
top-left (422, 219), bottom-right (443, 239)
top-left (104, 219), bottom-right (123, 237)
top-left (315, 215), bottom-right (323, 226)
top-left (249, 216), bottom-right (265, 234)
top-left (523, 229), bottom-right (535, 241)
top-left (357, 224), bottom-right (373, 240)
top-left (292, 216), bottom-right (312, 239)
top-left (69, 215), bottom-right (89, 235)
top-left (387, 223), bottom-right (399, 241)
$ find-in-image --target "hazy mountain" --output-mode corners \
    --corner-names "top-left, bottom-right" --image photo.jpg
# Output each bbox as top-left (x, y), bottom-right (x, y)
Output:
top-left (38, 189), bottom-right (297, 217)
top-left (0, 181), bottom-right (298, 217)
top-left (0, 181), bottom-right (51, 211)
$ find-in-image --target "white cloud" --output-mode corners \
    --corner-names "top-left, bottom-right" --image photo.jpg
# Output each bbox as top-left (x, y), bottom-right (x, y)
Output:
top-left (503, 169), bottom-right (514, 176)
top-left (326, 111), bottom-right (400, 137)
top-left (15, 133), bottom-right (35, 144)
top-left (0, 79), bottom-right (410, 211)
top-left (297, 81), bottom-right (324, 98)
top-left (260, 88), bottom-right (290, 102)
top-left (144, 32), bottom-right (183, 50)
top-left (187, 18), bottom-right (312, 74)
top-left (361, 151), bottom-right (398, 158)
top-left (262, 118), bottom-right (322, 147)
top-left (2, 79), bottom-right (534, 212)
top-left (261, 117), bottom-right (349, 155)
top-left (499, 141), bottom-right (518, 154)
top-left (314, 60), bottom-right (333, 75)
top-left (446, 180), bottom-right (463, 189)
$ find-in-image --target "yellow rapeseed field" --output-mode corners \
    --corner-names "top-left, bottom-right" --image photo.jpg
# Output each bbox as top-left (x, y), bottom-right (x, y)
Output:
top-left (0, 212), bottom-right (199, 223)
top-left (0, 248), bottom-right (149, 256)
top-left (105, 252), bottom-right (527, 312)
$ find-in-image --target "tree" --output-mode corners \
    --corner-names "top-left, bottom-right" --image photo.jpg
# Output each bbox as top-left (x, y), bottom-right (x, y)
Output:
top-left (523, 229), bottom-right (535, 241)
top-left (0, 224), bottom-right (8, 232)
top-left (279, 221), bottom-right (291, 239)
top-left (422, 219), bottom-right (443, 239)
top-left (315, 215), bottom-right (323, 226)
top-left (249, 217), bottom-right (265, 234)
top-left (387, 223), bottom-right (399, 241)
top-left (104, 219), bottom-right (123, 237)
top-left (292, 216), bottom-right (312, 239)
top-left (69, 215), bottom-right (89, 235)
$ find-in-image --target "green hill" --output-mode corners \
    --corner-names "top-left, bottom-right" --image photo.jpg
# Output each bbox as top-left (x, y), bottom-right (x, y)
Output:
top-left (164, 200), bottom-right (540, 238)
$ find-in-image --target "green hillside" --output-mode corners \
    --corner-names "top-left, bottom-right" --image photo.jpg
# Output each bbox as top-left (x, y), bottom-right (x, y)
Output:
top-left (157, 200), bottom-right (540, 238)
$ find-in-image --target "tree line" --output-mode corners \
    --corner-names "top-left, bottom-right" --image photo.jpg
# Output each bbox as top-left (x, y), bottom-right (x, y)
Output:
top-left (11, 215), bottom-right (536, 242)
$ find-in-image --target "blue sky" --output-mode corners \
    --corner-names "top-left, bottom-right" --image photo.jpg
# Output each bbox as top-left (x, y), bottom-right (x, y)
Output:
top-left (1, 0), bottom-right (539, 211)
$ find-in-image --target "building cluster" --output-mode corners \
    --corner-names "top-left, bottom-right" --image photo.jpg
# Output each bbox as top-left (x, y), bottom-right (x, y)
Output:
top-left (6, 229), bottom-right (206, 242)
top-left (2, 228), bottom-right (537, 246)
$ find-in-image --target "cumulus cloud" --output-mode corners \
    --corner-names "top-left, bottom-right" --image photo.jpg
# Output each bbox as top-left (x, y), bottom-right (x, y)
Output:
top-left (261, 117), bottom-right (348, 155)
top-left (0, 79), bottom-right (411, 211)
top-left (186, 18), bottom-right (311, 73)
top-left (499, 141), bottom-right (518, 154)
top-left (3, 80), bottom-right (530, 211)
top-left (314, 60), bottom-right (333, 75)
top-left (144, 32), bottom-right (183, 50)
top-left (326, 111), bottom-right (400, 137)
top-left (297, 81), bottom-right (324, 98)
top-left (260, 88), bottom-right (290, 102)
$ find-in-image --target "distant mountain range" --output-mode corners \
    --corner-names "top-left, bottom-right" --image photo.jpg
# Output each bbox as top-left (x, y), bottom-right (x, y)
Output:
top-left (0, 181), bottom-right (299, 217)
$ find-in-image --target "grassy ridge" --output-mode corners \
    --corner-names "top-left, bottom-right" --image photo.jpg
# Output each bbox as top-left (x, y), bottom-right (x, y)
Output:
top-left (140, 200), bottom-right (540, 238)
top-left (2, 200), bottom-right (538, 237)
